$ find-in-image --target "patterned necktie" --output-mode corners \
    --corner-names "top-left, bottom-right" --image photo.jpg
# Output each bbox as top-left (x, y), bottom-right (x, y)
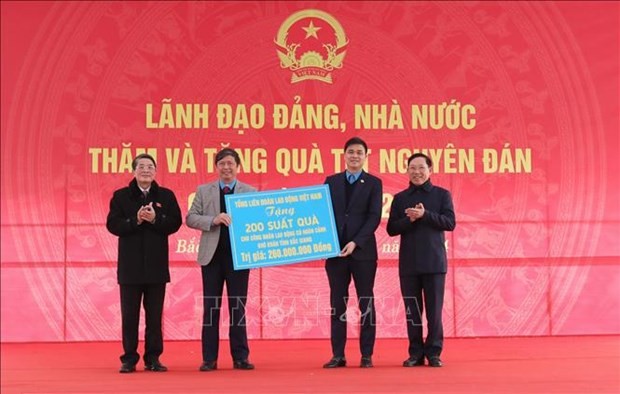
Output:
top-left (223, 186), bottom-right (231, 194)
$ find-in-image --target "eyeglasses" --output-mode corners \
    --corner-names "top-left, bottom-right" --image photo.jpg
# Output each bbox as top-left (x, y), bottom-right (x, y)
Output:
top-left (216, 161), bottom-right (237, 168)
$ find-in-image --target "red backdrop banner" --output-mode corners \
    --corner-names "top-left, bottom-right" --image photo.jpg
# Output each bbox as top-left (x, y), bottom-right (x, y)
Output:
top-left (1, 1), bottom-right (618, 342)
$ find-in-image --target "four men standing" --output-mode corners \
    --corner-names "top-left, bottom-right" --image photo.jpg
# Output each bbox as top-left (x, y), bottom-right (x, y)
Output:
top-left (108, 146), bottom-right (455, 371)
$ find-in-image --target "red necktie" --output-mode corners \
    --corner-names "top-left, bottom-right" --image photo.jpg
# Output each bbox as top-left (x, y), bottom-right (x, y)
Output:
top-left (223, 186), bottom-right (231, 194)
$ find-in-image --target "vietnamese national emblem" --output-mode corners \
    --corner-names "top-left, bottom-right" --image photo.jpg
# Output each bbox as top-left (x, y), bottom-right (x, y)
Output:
top-left (275, 9), bottom-right (349, 84)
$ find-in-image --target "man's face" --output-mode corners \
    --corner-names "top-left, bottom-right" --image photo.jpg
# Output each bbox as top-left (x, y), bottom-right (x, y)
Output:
top-left (407, 157), bottom-right (431, 186)
top-left (344, 143), bottom-right (367, 172)
top-left (133, 158), bottom-right (156, 186)
top-left (216, 155), bottom-right (239, 183)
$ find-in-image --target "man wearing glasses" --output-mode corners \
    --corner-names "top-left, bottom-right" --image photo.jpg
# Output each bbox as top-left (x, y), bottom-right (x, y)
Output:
top-left (106, 153), bottom-right (182, 373)
top-left (187, 148), bottom-right (257, 372)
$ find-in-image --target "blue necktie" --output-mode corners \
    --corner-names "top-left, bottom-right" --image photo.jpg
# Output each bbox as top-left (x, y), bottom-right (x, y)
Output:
top-left (348, 174), bottom-right (355, 184)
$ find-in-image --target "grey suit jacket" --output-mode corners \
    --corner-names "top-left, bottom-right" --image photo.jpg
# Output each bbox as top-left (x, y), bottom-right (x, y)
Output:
top-left (186, 180), bottom-right (257, 266)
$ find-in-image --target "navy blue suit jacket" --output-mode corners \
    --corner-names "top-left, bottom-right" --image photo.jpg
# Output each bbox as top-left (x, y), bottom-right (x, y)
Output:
top-left (325, 171), bottom-right (383, 261)
top-left (386, 180), bottom-right (456, 275)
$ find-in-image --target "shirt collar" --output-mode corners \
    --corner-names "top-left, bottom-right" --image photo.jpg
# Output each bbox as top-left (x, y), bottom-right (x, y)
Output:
top-left (408, 180), bottom-right (432, 193)
top-left (345, 170), bottom-right (362, 182)
top-left (219, 180), bottom-right (237, 190)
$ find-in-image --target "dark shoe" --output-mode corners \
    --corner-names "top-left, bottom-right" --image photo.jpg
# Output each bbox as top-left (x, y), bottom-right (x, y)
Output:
top-left (233, 359), bottom-right (255, 370)
top-left (428, 356), bottom-right (443, 367)
top-left (323, 357), bottom-right (346, 368)
top-left (403, 357), bottom-right (425, 367)
top-left (119, 363), bottom-right (136, 373)
top-left (360, 356), bottom-right (373, 368)
top-left (199, 361), bottom-right (217, 371)
top-left (144, 360), bottom-right (168, 372)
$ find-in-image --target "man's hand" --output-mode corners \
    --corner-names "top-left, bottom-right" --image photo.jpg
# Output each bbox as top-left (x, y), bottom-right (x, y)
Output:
top-left (138, 203), bottom-right (156, 224)
top-left (213, 213), bottom-right (232, 227)
top-left (339, 241), bottom-right (357, 257)
top-left (405, 203), bottom-right (425, 222)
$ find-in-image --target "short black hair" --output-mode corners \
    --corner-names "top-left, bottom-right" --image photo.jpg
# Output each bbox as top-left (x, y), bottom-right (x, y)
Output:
top-left (215, 148), bottom-right (241, 166)
top-left (407, 152), bottom-right (432, 167)
top-left (132, 153), bottom-right (157, 170)
top-left (344, 137), bottom-right (368, 153)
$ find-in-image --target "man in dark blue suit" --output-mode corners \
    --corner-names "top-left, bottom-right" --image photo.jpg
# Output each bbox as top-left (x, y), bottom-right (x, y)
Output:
top-left (387, 152), bottom-right (456, 368)
top-left (323, 137), bottom-right (383, 369)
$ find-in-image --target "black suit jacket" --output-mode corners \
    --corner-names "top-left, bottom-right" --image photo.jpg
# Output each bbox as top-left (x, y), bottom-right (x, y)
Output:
top-left (325, 171), bottom-right (383, 261)
top-left (386, 180), bottom-right (456, 275)
top-left (106, 179), bottom-right (182, 285)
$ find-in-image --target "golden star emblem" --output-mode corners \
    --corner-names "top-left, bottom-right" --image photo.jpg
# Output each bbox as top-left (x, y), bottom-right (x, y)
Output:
top-left (302, 20), bottom-right (321, 39)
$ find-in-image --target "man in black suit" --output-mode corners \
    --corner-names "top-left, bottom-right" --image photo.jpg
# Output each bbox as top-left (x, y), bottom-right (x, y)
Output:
top-left (323, 137), bottom-right (383, 369)
top-left (387, 152), bottom-right (456, 368)
top-left (106, 153), bottom-right (182, 373)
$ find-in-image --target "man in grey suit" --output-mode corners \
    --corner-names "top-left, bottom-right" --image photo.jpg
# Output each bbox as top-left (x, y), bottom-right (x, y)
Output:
top-left (186, 148), bottom-right (257, 371)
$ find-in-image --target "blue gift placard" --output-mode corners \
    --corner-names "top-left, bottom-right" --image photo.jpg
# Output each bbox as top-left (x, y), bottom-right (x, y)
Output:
top-left (225, 185), bottom-right (340, 270)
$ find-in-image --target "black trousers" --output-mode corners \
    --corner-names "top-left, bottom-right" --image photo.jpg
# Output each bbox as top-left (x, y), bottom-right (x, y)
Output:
top-left (400, 274), bottom-right (445, 359)
top-left (325, 257), bottom-right (377, 358)
top-left (201, 252), bottom-right (250, 362)
top-left (119, 283), bottom-right (166, 365)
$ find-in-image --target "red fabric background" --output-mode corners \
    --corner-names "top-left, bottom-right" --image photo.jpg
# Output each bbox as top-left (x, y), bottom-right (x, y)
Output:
top-left (1, 1), bottom-right (618, 341)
